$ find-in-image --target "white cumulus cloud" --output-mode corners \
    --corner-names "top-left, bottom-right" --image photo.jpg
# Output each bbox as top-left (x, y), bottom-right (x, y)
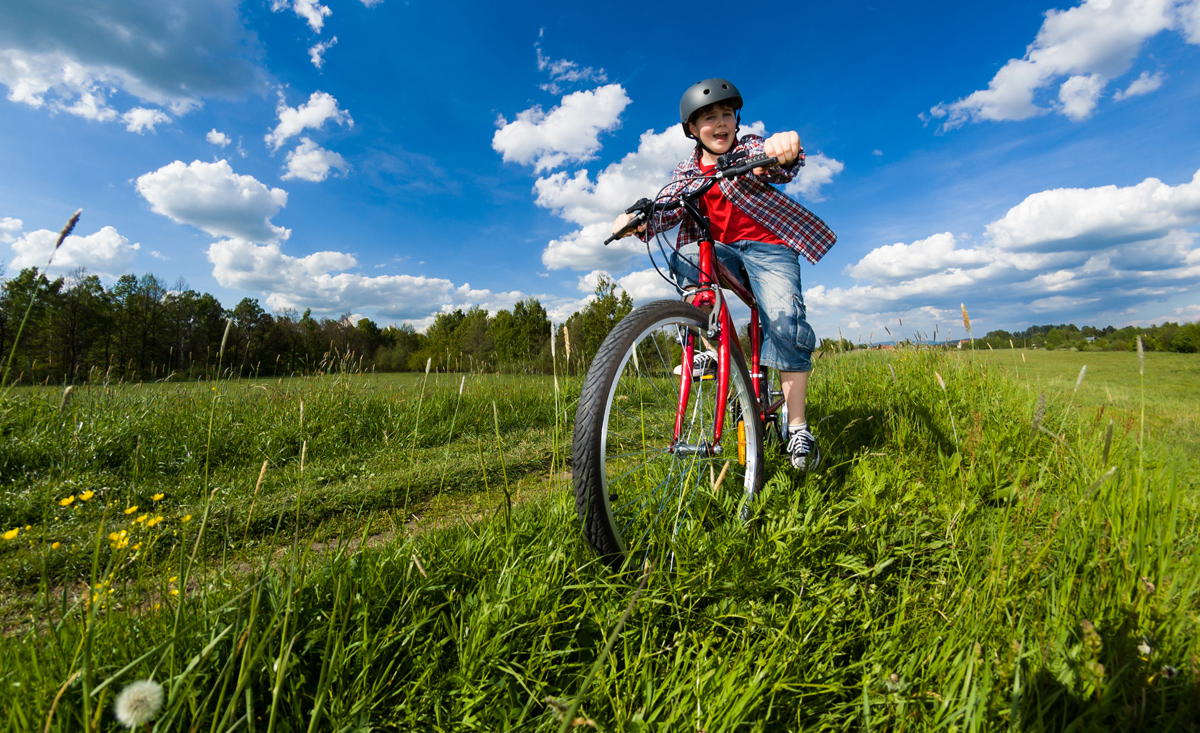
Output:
top-left (270, 0), bottom-right (331, 33)
top-left (282, 137), bottom-right (349, 182)
top-left (136, 159), bottom-right (290, 243)
top-left (783, 153), bottom-right (845, 201)
top-left (123, 107), bottom-right (171, 134)
top-left (535, 34), bottom-right (608, 94)
top-left (577, 268), bottom-right (677, 303)
top-left (9, 225), bottom-right (140, 278)
top-left (309, 37), bottom-right (337, 69)
top-left (207, 129), bottom-right (232, 146)
top-left (532, 124), bottom-right (695, 271)
top-left (1180, 0), bottom-right (1200, 42)
top-left (492, 84), bottom-right (630, 172)
top-left (985, 169), bottom-right (1200, 250)
top-left (266, 91), bottom-right (352, 151)
top-left (845, 232), bottom-right (993, 283)
top-left (812, 168), bottom-right (1200, 329)
top-left (1113, 70), bottom-right (1166, 99)
top-left (207, 238), bottom-right (529, 322)
top-left (0, 0), bottom-right (262, 120)
top-left (928, 0), bottom-right (1186, 128)
top-left (1, 217), bottom-right (22, 243)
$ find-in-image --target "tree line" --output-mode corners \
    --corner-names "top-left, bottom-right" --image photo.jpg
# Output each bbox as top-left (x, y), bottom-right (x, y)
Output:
top-left (978, 322), bottom-right (1200, 353)
top-left (4, 263), bottom-right (1194, 386)
top-left (0, 266), bottom-right (634, 385)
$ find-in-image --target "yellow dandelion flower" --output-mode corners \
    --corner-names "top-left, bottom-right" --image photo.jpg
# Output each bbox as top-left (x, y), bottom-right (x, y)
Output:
top-left (152, 493), bottom-right (164, 501)
top-left (169, 576), bottom-right (178, 583)
top-left (170, 589), bottom-right (179, 596)
top-left (24, 525), bottom-right (30, 530)
top-left (146, 516), bottom-right (163, 528)
top-left (181, 515), bottom-right (192, 522)
top-left (52, 542), bottom-right (61, 550)
top-left (133, 543), bottom-right (142, 550)
top-left (124, 506), bottom-right (139, 515)
top-left (79, 490), bottom-right (95, 501)
top-left (2, 528), bottom-right (18, 541)
top-left (135, 514), bottom-right (147, 523)
top-left (59, 496), bottom-right (75, 507)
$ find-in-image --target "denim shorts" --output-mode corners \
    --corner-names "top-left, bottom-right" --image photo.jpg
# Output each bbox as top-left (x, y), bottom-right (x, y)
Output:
top-left (670, 239), bottom-right (815, 372)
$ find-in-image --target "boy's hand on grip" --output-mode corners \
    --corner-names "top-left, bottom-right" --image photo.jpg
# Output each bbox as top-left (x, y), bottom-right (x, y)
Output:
top-left (611, 211), bottom-right (646, 239)
top-left (760, 131), bottom-right (802, 174)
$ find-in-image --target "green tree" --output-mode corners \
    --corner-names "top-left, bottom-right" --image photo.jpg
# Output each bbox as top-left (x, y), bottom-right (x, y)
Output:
top-left (50, 271), bottom-right (112, 381)
top-left (561, 275), bottom-right (633, 374)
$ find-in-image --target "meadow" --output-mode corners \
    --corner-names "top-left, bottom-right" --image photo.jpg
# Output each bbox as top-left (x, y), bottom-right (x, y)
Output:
top-left (1, 346), bottom-right (1198, 731)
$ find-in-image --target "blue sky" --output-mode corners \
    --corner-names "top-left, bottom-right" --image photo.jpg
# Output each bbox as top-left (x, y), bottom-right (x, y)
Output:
top-left (2, 0), bottom-right (1199, 342)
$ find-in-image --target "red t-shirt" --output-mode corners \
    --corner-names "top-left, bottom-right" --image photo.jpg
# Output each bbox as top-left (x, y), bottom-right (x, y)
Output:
top-left (697, 161), bottom-right (787, 246)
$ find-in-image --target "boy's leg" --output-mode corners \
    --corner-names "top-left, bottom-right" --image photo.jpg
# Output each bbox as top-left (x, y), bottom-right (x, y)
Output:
top-left (732, 241), bottom-right (821, 471)
top-left (781, 370), bottom-right (808, 426)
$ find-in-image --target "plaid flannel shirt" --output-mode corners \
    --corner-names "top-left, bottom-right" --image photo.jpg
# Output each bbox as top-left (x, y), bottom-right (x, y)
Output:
top-left (639, 134), bottom-right (836, 264)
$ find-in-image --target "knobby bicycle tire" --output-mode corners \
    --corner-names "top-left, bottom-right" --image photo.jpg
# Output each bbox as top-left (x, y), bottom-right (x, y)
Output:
top-left (572, 300), bottom-right (765, 569)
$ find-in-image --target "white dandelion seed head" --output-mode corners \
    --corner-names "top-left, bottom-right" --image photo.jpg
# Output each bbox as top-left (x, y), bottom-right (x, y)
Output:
top-left (114, 679), bottom-right (163, 728)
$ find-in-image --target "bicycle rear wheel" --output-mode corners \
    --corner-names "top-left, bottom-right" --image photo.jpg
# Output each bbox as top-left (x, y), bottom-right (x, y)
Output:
top-left (573, 300), bottom-right (765, 570)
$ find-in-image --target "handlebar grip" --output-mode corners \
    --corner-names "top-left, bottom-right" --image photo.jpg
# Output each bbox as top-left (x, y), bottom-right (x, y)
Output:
top-left (625, 197), bottom-right (652, 215)
top-left (715, 153), bottom-right (778, 179)
top-left (604, 212), bottom-right (645, 245)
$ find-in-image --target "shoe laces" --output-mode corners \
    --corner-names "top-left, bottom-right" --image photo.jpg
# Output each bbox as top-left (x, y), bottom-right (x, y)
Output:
top-left (787, 428), bottom-right (814, 455)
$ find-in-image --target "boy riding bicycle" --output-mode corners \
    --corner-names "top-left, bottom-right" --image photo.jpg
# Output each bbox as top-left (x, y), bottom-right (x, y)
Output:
top-left (611, 78), bottom-right (836, 471)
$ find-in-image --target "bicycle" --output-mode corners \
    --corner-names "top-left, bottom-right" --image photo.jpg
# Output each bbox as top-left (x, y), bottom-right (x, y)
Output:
top-left (572, 150), bottom-right (794, 570)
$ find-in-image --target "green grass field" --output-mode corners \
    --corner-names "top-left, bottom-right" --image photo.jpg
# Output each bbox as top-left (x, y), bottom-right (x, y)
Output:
top-left (1, 347), bottom-right (1197, 730)
top-left (972, 348), bottom-right (1200, 461)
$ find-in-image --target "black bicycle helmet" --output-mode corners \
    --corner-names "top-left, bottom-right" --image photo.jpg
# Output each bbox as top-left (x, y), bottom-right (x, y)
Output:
top-left (679, 78), bottom-right (743, 139)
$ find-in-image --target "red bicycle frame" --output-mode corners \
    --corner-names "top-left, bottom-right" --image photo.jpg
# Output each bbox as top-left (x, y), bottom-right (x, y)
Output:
top-left (671, 236), bottom-right (783, 453)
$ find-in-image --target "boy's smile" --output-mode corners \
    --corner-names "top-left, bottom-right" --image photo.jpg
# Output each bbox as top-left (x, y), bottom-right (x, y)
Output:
top-left (689, 105), bottom-right (737, 162)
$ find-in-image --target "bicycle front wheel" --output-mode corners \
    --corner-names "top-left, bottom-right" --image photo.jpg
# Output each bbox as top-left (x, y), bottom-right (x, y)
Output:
top-left (572, 300), bottom-right (765, 569)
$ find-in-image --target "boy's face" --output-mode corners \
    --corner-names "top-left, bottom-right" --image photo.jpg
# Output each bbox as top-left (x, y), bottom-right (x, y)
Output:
top-left (688, 104), bottom-right (736, 155)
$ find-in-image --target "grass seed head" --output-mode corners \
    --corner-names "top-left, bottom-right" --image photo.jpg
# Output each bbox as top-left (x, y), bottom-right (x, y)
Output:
top-left (1074, 364), bottom-right (1087, 392)
top-left (960, 303), bottom-right (971, 336)
top-left (1032, 393), bottom-right (1047, 431)
top-left (114, 679), bottom-right (163, 728)
top-left (219, 318), bottom-right (234, 360)
top-left (59, 384), bottom-right (74, 411)
top-left (1137, 335), bottom-right (1144, 375)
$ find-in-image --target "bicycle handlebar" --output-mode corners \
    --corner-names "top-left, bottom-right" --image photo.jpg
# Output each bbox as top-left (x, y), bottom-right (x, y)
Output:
top-left (603, 153), bottom-right (779, 245)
